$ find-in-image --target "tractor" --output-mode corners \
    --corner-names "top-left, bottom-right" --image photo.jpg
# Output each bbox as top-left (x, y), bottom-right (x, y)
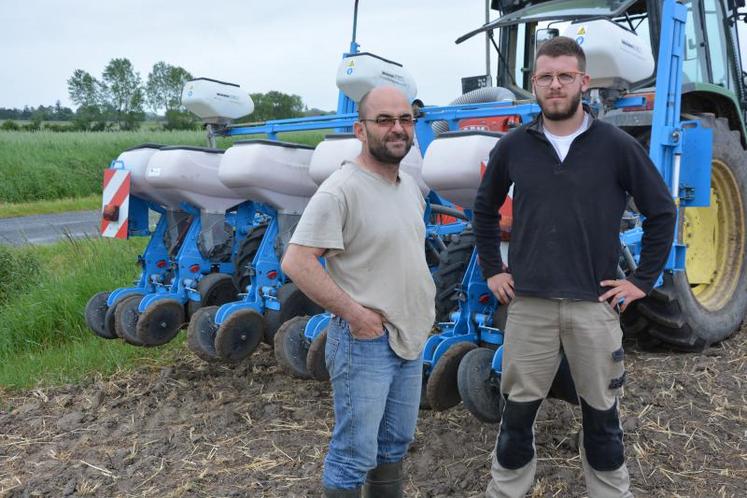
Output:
top-left (444, 0), bottom-right (747, 421)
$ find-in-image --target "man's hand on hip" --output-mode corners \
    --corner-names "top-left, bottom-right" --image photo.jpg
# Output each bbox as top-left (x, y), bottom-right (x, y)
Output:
top-left (348, 306), bottom-right (385, 339)
top-left (599, 279), bottom-right (646, 312)
top-left (487, 272), bottom-right (515, 305)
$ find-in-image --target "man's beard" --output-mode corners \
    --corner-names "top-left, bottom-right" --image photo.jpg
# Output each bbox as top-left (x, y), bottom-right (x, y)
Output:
top-left (539, 89), bottom-right (582, 121)
top-left (367, 130), bottom-right (413, 165)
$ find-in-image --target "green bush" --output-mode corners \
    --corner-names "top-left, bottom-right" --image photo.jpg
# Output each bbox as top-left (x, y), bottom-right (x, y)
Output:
top-left (163, 109), bottom-right (198, 130)
top-left (1, 120), bottom-right (20, 131)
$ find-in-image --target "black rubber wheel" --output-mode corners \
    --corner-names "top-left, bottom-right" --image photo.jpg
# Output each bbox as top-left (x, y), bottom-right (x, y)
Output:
top-left (432, 230), bottom-right (475, 322)
top-left (620, 302), bottom-right (647, 339)
top-left (187, 272), bottom-right (239, 318)
top-left (85, 291), bottom-right (117, 339)
top-left (548, 353), bottom-right (579, 405)
top-left (306, 327), bottom-right (330, 381)
top-left (103, 298), bottom-right (120, 339)
top-left (232, 224), bottom-right (268, 292)
top-left (426, 341), bottom-right (478, 411)
top-left (264, 283), bottom-right (323, 345)
top-left (634, 117), bottom-right (747, 350)
top-left (273, 316), bottom-right (312, 379)
top-left (457, 347), bottom-right (504, 424)
top-left (136, 299), bottom-right (185, 346)
top-left (214, 308), bottom-right (266, 362)
top-left (187, 306), bottom-right (220, 362)
top-left (419, 369), bottom-right (431, 410)
top-left (114, 295), bottom-right (145, 346)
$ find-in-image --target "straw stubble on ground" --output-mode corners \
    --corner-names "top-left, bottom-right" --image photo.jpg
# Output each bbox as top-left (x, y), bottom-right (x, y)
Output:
top-left (0, 329), bottom-right (745, 497)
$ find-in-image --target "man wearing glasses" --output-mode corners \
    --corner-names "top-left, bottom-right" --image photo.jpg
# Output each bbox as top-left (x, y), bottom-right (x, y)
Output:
top-left (282, 85), bottom-right (435, 498)
top-left (473, 37), bottom-right (675, 497)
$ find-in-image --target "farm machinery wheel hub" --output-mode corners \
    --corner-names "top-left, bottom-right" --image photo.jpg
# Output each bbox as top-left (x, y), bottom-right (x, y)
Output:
top-left (214, 308), bottom-right (265, 362)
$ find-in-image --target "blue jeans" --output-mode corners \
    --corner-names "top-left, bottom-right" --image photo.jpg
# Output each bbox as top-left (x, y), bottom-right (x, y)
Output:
top-left (322, 317), bottom-right (423, 490)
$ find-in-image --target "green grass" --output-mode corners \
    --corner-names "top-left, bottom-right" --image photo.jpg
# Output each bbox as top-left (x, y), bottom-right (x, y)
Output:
top-left (0, 129), bottom-right (327, 204)
top-left (0, 236), bottom-right (183, 389)
top-left (0, 335), bottom-right (183, 391)
top-left (0, 194), bottom-right (100, 218)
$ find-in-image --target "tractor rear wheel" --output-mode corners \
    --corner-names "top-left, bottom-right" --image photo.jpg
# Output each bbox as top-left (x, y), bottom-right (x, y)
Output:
top-left (636, 117), bottom-right (747, 350)
top-left (432, 230), bottom-right (475, 322)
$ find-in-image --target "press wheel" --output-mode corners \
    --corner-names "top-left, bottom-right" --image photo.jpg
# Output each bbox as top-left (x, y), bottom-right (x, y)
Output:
top-left (114, 295), bottom-right (145, 346)
top-left (136, 299), bottom-right (185, 346)
top-left (85, 291), bottom-right (117, 339)
top-left (306, 327), bottom-right (329, 381)
top-left (457, 347), bottom-right (503, 423)
top-left (273, 316), bottom-right (312, 379)
top-left (186, 272), bottom-right (239, 318)
top-left (187, 306), bottom-right (220, 362)
top-left (426, 341), bottom-right (477, 411)
top-left (214, 308), bottom-right (266, 362)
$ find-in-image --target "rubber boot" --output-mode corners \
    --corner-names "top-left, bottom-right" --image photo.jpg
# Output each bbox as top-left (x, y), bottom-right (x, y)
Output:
top-left (323, 486), bottom-right (361, 498)
top-left (362, 461), bottom-right (403, 498)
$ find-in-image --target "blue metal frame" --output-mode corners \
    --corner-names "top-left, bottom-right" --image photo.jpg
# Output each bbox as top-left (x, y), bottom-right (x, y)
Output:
top-left (213, 209), bottom-right (286, 325)
top-left (106, 198), bottom-right (172, 308)
top-left (137, 204), bottom-right (239, 312)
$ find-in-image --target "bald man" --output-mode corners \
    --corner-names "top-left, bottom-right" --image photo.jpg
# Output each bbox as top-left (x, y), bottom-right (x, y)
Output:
top-left (282, 86), bottom-right (435, 497)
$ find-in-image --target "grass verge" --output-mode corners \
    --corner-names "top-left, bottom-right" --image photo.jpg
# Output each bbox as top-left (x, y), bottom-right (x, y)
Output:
top-left (0, 336), bottom-right (183, 390)
top-left (0, 129), bottom-right (327, 204)
top-left (0, 235), bottom-right (184, 389)
top-left (0, 194), bottom-right (100, 218)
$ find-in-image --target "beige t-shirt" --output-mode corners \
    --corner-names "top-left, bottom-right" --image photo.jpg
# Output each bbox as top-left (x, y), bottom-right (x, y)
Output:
top-left (290, 160), bottom-right (436, 360)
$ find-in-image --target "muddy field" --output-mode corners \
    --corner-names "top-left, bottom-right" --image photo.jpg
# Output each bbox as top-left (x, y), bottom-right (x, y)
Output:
top-left (1, 329), bottom-right (745, 498)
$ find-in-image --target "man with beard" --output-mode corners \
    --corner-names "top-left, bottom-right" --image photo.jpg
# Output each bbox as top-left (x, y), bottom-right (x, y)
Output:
top-left (282, 85), bottom-right (435, 498)
top-left (473, 37), bottom-right (675, 497)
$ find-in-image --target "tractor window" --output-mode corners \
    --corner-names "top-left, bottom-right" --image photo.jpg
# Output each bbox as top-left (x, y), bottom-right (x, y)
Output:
top-left (703, 0), bottom-right (734, 88)
top-left (683, 4), bottom-right (707, 83)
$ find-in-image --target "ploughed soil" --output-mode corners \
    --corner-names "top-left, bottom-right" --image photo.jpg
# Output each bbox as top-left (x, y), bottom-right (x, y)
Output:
top-left (1, 329), bottom-right (745, 498)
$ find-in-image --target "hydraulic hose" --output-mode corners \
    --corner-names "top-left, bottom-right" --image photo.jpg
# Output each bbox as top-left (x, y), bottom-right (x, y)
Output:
top-left (430, 204), bottom-right (469, 221)
top-left (431, 86), bottom-right (516, 136)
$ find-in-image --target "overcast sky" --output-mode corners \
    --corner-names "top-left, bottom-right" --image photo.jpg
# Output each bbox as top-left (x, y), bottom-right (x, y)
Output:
top-left (1, 1), bottom-right (746, 112)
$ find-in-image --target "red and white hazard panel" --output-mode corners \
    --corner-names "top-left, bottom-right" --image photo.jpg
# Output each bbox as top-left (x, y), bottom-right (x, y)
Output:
top-left (100, 169), bottom-right (131, 239)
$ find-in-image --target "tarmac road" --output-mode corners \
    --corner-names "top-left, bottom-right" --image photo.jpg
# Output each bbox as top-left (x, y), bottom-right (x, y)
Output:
top-left (0, 210), bottom-right (100, 246)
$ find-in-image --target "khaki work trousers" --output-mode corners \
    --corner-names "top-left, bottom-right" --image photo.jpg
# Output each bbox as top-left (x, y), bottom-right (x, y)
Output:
top-left (485, 296), bottom-right (633, 498)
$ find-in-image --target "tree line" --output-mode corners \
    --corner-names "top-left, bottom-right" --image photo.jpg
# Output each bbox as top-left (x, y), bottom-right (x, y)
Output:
top-left (67, 59), bottom-right (194, 131)
top-left (0, 58), bottom-right (327, 132)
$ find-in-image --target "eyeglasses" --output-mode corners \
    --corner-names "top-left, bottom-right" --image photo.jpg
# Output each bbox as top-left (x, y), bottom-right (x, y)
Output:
top-left (532, 71), bottom-right (585, 87)
top-left (359, 114), bottom-right (416, 128)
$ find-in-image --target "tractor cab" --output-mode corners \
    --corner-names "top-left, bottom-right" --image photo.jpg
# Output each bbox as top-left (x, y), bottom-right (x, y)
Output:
top-left (459, 0), bottom-right (746, 128)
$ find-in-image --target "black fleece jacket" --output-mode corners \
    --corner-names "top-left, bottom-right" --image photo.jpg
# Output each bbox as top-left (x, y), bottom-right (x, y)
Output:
top-left (473, 112), bottom-right (677, 301)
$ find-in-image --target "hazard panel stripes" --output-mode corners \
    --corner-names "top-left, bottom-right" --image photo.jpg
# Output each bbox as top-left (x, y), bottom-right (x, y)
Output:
top-left (100, 169), bottom-right (131, 239)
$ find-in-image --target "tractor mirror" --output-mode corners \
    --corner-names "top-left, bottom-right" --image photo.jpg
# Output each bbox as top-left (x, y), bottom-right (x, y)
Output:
top-left (536, 28), bottom-right (560, 48)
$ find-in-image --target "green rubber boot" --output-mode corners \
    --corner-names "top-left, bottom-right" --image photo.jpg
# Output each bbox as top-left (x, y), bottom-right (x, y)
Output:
top-left (362, 461), bottom-right (403, 498)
